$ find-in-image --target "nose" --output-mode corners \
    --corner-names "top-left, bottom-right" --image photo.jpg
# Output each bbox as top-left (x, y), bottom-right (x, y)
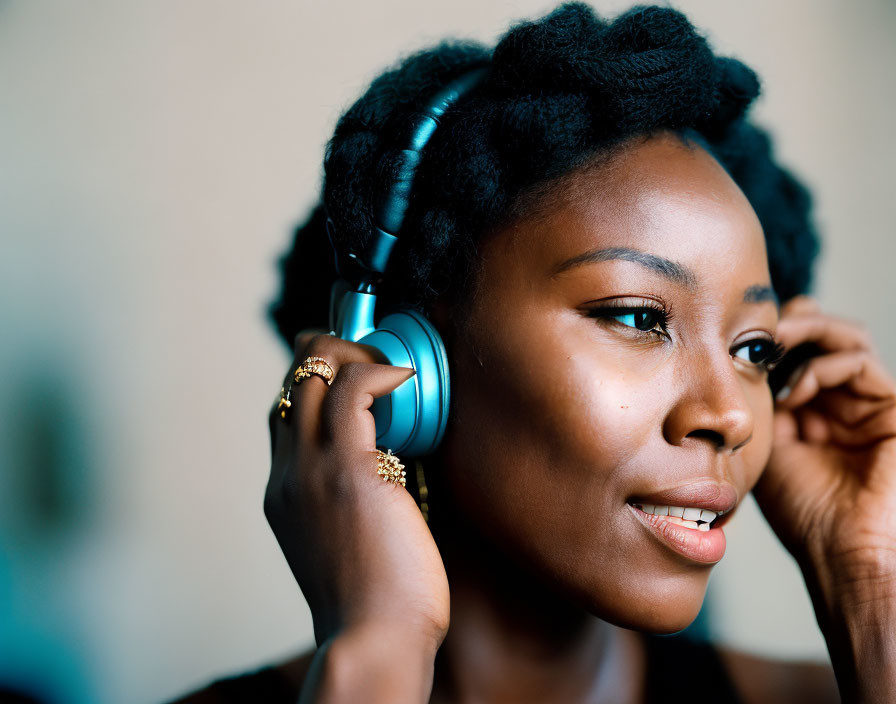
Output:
top-left (662, 347), bottom-right (755, 454)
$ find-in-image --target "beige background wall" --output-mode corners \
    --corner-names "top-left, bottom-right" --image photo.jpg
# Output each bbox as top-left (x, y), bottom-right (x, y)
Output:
top-left (1, 1), bottom-right (894, 702)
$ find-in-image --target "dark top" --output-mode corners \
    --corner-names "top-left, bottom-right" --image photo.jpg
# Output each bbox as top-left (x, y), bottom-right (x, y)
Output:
top-left (168, 632), bottom-right (746, 703)
top-left (643, 633), bottom-right (744, 703)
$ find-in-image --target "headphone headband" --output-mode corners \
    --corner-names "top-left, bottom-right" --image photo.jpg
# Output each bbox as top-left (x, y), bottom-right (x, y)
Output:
top-left (325, 64), bottom-right (490, 455)
top-left (327, 64), bottom-right (490, 285)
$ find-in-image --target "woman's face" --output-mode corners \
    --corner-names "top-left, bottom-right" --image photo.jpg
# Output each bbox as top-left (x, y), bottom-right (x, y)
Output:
top-left (434, 131), bottom-right (780, 632)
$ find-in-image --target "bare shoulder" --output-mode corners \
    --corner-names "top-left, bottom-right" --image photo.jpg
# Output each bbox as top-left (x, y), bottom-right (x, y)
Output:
top-left (167, 647), bottom-right (317, 704)
top-left (718, 645), bottom-right (839, 704)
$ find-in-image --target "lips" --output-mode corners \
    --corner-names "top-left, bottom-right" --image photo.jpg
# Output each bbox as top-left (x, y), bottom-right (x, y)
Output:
top-left (627, 481), bottom-right (739, 564)
top-left (629, 481), bottom-right (738, 516)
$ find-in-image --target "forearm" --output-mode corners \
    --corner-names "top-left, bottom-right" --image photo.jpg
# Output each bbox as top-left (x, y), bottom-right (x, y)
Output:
top-left (802, 548), bottom-right (896, 703)
top-left (298, 623), bottom-right (441, 704)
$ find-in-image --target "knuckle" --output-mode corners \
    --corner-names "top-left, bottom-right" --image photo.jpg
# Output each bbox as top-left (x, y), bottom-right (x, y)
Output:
top-left (302, 332), bottom-right (340, 359)
top-left (293, 329), bottom-right (324, 356)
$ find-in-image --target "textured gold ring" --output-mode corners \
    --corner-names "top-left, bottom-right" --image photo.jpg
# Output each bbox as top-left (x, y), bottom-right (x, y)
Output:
top-left (376, 448), bottom-right (406, 487)
top-left (294, 355), bottom-right (335, 386)
top-left (277, 355), bottom-right (335, 422)
top-left (277, 384), bottom-right (293, 420)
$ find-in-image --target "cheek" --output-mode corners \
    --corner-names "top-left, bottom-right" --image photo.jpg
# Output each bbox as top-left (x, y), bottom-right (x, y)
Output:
top-left (450, 326), bottom-right (651, 484)
top-left (442, 326), bottom-right (656, 566)
top-left (741, 385), bottom-right (775, 490)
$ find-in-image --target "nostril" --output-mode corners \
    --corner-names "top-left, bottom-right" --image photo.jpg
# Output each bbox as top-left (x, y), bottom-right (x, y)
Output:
top-left (685, 428), bottom-right (725, 449)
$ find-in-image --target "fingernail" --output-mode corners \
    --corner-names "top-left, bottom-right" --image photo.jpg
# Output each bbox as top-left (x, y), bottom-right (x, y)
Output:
top-left (775, 385), bottom-right (791, 401)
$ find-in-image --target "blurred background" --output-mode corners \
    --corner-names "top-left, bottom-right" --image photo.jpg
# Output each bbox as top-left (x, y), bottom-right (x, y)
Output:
top-left (1, 1), bottom-right (894, 702)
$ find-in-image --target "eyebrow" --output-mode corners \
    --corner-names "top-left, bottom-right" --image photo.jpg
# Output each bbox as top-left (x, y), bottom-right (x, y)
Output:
top-left (553, 246), bottom-right (779, 310)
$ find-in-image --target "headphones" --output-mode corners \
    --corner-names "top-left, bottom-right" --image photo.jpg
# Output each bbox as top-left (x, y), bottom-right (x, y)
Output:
top-left (324, 65), bottom-right (490, 457)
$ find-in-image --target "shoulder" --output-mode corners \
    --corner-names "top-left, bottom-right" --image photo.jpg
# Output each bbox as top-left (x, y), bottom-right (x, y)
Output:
top-left (717, 645), bottom-right (839, 704)
top-left (166, 648), bottom-right (316, 704)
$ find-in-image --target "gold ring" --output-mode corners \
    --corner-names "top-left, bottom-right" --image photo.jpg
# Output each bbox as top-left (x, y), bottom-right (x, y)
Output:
top-left (294, 355), bottom-right (335, 386)
top-left (376, 448), bottom-right (406, 487)
top-left (277, 384), bottom-right (293, 420)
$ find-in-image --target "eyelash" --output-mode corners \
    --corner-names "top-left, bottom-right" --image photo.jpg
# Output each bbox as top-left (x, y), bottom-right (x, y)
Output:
top-left (585, 302), bottom-right (786, 372)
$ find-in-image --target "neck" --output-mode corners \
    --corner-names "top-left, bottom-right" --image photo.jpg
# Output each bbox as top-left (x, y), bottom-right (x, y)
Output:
top-left (423, 457), bottom-right (645, 704)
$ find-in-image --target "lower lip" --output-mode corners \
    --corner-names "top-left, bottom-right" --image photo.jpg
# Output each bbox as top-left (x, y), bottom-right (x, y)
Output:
top-left (629, 505), bottom-right (727, 564)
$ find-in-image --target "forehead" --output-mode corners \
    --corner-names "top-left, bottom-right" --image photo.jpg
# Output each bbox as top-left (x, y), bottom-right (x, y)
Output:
top-left (477, 132), bottom-right (770, 300)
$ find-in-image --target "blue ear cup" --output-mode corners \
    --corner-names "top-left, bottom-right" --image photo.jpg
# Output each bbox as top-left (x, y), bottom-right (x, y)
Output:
top-left (361, 308), bottom-right (450, 456)
top-left (325, 65), bottom-right (489, 455)
top-left (329, 283), bottom-right (450, 455)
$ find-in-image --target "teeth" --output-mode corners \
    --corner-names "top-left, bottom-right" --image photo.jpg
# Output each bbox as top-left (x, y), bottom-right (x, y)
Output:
top-left (633, 503), bottom-right (723, 531)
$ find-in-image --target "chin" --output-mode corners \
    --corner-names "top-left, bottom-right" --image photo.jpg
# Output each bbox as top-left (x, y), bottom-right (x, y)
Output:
top-left (575, 568), bottom-right (712, 634)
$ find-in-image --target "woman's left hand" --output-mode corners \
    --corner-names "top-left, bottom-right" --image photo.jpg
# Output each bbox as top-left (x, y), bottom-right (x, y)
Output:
top-left (755, 295), bottom-right (896, 584)
top-left (753, 294), bottom-right (896, 701)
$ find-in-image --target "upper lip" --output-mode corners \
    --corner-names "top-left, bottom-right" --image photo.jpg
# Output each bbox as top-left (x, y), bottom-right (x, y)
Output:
top-left (628, 481), bottom-right (738, 516)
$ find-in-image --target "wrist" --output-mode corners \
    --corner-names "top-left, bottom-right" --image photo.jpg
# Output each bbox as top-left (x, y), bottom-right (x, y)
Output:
top-left (799, 546), bottom-right (896, 703)
top-left (313, 622), bottom-right (442, 704)
top-left (799, 535), bottom-right (896, 616)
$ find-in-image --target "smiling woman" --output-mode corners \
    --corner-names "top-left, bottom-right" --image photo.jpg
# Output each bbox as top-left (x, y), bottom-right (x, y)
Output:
top-left (432, 131), bottom-right (782, 634)
top-left (171, 3), bottom-right (896, 703)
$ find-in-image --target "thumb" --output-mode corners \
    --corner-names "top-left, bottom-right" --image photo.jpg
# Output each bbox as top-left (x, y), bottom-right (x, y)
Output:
top-left (368, 364), bottom-right (417, 399)
top-left (319, 363), bottom-right (417, 452)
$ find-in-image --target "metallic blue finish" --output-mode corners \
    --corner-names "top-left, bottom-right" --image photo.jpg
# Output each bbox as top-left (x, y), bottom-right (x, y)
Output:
top-left (406, 114), bottom-right (439, 151)
top-left (376, 151), bottom-right (422, 237)
top-left (334, 290), bottom-right (377, 342)
top-left (329, 66), bottom-right (488, 455)
top-left (366, 225), bottom-right (399, 273)
top-left (362, 308), bottom-right (450, 456)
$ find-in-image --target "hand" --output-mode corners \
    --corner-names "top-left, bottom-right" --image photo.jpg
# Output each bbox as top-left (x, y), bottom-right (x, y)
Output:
top-left (264, 330), bottom-right (450, 651)
top-left (753, 295), bottom-right (896, 606)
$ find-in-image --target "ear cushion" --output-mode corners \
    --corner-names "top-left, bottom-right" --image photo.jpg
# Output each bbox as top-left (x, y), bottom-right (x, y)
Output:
top-left (358, 307), bottom-right (450, 456)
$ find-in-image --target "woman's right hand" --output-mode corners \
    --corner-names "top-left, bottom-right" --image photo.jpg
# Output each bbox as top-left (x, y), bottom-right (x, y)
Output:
top-left (264, 330), bottom-right (450, 653)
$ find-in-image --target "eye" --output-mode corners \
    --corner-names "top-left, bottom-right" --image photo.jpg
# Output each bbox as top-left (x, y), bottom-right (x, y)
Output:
top-left (733, 339), bottom-right (786, 371)
top-left (585, 303), bottom-right (671, 341)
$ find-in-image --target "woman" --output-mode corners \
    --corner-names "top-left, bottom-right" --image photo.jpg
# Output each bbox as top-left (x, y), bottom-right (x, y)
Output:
top-left (175, 3), bottom-right (895, 702)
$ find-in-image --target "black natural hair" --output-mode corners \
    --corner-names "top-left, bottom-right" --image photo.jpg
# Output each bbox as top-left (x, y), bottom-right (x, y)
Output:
top-left (269, 2), bottom-right (820, 348)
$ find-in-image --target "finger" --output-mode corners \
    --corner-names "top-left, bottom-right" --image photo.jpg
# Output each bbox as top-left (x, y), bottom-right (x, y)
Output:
top-left (776, 350), bottom-right (896, 408)
top-left (780, 294), bottom-right (822, 317)
top-left (268, 334), bottom-right (390, 487)
top-left (267, 329), bottom-right (331, 435)
top-left (808, 387), bottom-right (896, 429)
top-left (293, 328), bottom-right (334, 361)
top-left (794, 405), bottom-right (831, 444)
top-left (821, 405), bottom-right (896, 448)
top-left (319, 361), bottom-right (417, 455)
top-left (775, 312), bottom-right (874, 356)
top-left (289, 334), bottom-right (392, 442)
top-left (269, 363), bottom-right (300, 456)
